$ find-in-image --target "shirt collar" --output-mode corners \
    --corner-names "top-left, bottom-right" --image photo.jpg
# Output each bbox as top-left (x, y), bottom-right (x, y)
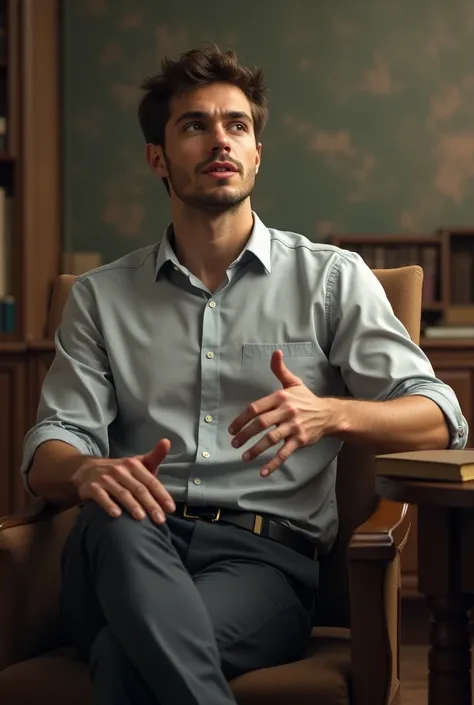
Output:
top-left (154, 224), bottom-right (181, 279)
top-left (154, 211), bottom-right (272, 280)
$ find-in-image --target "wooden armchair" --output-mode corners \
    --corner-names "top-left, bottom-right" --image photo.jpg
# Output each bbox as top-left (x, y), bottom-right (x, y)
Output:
top-left (0, 267), bottom-right (423, 705)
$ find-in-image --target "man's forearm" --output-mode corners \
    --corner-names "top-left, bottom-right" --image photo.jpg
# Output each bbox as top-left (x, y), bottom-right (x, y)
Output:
top-left (27, 440), bottom-right (90, 507)
top-left (327, 395), bottom-right (450, 453)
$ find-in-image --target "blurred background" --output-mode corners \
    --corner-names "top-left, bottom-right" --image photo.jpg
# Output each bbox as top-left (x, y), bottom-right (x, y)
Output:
top-left (0, 3), bottom-right (474, 700)
top-left (61, 0), bottom-right (474, 261)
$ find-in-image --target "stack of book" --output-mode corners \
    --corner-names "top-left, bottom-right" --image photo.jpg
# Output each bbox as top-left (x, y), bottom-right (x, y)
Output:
top-left (423, 325), bottom-right (474, 339)
top-left (376, 450), bottom-right (474, 482)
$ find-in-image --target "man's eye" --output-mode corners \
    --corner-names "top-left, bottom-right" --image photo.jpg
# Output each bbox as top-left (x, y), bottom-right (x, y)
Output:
top-left (230, 123), bottom-right (247, 132)
top-left (184, 123), bottom-right (203, 132)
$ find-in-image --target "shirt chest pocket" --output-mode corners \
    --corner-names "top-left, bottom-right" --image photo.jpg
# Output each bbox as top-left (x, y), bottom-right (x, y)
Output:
top-left (241, 342), bottom-right (317, 396)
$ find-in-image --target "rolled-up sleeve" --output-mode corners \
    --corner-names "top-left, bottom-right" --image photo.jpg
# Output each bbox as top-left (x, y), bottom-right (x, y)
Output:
top-left (21, 279), bottom-right (117, 489)
top-left (327, 252), bottom-right (469, 449)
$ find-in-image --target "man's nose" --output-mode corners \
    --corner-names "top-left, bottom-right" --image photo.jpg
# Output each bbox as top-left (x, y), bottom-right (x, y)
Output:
top-left (211, 127), bottom-right (231, 153)
top-left (212, 143), bottom-right (231, 153)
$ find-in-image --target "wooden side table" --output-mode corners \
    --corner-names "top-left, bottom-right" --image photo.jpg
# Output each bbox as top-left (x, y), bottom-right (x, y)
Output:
top-left (376, 476), bottom-right (474, 705)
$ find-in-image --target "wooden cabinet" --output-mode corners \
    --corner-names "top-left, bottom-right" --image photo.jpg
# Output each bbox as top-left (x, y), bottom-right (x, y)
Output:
top-left (0, 347), bottom-right (27, 515)
top-left (400, 339), bottom-right (474, 596)
top-left (0, 342), bottom-right (55, 515)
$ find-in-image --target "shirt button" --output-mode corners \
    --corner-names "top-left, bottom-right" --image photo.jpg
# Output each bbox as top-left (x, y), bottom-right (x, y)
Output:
top-left (206, 351), bottom-right (214, 359)
top-left (459, 428), bottom-right (465, 437)
top-left (201, 451), bottom-right (210, 458)
top-left (205, 415), bottom-right (213, 423)
top-left (209, 301), bottom-right (216, 308)
top-left (193, 477), bottom-right (202, 485)
top-left (173, 265), bottom-right (179, 271)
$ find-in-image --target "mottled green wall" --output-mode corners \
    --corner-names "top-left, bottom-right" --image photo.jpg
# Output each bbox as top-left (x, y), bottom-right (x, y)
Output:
top-left (63, 0), bottom-right (474, 263)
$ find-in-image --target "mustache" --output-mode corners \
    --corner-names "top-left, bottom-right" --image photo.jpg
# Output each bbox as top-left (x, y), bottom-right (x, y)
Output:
top-left (197, 156), bottom-right (242, 173)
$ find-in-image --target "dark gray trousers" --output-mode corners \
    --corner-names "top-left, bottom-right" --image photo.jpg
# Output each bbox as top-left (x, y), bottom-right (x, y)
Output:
top-left (60, 501), bottom-right (319, 705)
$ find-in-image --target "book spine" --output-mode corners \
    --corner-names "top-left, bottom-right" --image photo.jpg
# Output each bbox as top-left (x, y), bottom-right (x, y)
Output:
top-left (0, 295), bottom-right (15, 333)
top-left (451, 251), bottom-right (472, 304)
top-left (421, 246), bottom-right (437, 304)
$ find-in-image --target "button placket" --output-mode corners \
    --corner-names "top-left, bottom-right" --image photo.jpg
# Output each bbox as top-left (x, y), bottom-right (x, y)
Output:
top-left (188, 297), bottom-right (220, 504)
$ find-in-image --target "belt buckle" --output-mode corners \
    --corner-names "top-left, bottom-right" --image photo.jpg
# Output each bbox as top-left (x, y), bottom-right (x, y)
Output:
top-left (183, 504), bottom-right (221, 522)
top-left (253, 515), bottom-right (263, 535)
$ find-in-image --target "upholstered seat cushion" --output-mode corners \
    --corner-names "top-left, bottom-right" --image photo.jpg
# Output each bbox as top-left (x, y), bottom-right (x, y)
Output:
top-left (0, 629), bottom-right (351, 705)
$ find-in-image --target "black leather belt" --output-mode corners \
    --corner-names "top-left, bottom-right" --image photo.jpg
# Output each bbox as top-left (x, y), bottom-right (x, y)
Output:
top-left (175, 503), bottom-right (316, 559)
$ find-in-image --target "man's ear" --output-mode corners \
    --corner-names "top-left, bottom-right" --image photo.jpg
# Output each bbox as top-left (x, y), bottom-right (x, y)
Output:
top-left (146, 143), bottom-right (168, 178)
top-left (255, 142), bottom-right (262, 174)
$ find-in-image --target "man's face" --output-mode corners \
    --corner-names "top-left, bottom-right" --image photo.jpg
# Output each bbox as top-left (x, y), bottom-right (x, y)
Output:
top-left (148, 83), bottom-right (262, 210)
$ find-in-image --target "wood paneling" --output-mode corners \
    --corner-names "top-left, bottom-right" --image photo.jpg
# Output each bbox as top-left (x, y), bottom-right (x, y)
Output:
top-left (0, 357), bottom-right (26, 515)
top-left (20, 0), bottom-right (61, 341)
top-left (0, 343), bottom-right (55, 515)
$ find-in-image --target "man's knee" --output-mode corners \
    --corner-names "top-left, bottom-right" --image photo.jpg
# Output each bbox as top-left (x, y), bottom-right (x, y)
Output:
top-left (74, 500), bottom-right (169, 551)
top-left (76, 500), bottom-right (112, 531)
top-left (77, 500), bottom-right (132, 536)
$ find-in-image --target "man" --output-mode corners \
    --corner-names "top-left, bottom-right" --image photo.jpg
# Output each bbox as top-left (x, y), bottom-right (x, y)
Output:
top-left (22, 45), bottom-right (467, 705)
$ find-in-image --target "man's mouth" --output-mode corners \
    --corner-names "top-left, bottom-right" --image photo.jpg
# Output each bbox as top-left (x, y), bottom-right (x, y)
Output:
top-left (203, 162), bottom-right (239, 178)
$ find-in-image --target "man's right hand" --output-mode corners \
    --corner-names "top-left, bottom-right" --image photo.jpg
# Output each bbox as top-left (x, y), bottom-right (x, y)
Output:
top-left (71, 439), bottom-right (174, 523)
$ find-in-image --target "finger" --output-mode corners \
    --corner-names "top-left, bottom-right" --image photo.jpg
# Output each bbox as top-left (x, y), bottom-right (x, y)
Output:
top-left (101, 472), bottom-right (166, 524)
top-left (242, 421), bottom-right (295, 462)
top-left (83, 483), bottom-right (122, 518)
top-left (141, 438), bottom-right (171, 473)
top-left (260, 437), bottom-right (300, 477)
top-left (232, 407), bottom-right (291, 451)
top-left (127, 458), bottom-right (176, 513)
top-left (270, 350), bottom-right (302, 389)
top-left (228, 392), bottom-right (282, 435)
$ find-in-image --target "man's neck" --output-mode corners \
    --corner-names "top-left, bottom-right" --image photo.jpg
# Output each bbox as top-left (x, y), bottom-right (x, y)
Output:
top-left (170, 202), bottom-right (254, 292)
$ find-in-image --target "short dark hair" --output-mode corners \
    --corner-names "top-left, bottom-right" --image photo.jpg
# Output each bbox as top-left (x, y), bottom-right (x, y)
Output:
top-left (138, 44), bottom-right (268, 148)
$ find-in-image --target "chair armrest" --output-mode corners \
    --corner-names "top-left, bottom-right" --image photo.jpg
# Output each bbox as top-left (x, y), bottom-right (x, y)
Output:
top-left (348, 499), bottom-right (410, 705)
top-left (348, 499), bottom-right (411, 561)
top-left (349, 554), bottom-right (400, 705)
top-left (0, 499), bottom-right (65, 530)
top-left (0, 501), bottom-right (79, 670)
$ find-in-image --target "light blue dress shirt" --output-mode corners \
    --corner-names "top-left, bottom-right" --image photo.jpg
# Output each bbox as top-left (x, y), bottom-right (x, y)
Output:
top-left (21, 213), bottom-right (468, 552)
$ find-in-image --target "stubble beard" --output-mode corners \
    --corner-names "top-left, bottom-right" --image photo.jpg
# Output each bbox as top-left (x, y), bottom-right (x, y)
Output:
top-left (165, 156), bottom-right (256, 213)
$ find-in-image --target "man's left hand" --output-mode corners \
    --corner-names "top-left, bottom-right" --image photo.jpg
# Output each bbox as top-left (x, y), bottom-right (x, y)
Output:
top-left (228, 350), bottom-right (335, 477)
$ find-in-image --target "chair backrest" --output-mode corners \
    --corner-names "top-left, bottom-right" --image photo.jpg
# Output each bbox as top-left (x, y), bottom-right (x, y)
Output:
top-left (315, 265), bottom-right (423, 627)
top-left (47, 267), bottom-right (423, 629)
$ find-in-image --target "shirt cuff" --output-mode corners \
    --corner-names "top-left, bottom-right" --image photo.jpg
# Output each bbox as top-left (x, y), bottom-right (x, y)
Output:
top-left (21, 427), bottom-right (98, 496)
top-left (404, 389), bottom-right (468, 450)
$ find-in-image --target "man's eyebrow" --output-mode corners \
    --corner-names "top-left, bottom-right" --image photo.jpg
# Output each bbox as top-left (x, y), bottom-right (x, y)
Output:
top-left (174, 110), bottom-right (253, 126)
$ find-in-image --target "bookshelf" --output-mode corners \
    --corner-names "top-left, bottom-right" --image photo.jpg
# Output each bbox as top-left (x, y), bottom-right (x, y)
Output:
top-left (0, 0), bottom-right (60, 341)
top-left (330, 229), bottom-right (474, 598)
top-left (0, 0), bottom-right (60, 515)
top-left (331, 229), bottom-right (474, 336)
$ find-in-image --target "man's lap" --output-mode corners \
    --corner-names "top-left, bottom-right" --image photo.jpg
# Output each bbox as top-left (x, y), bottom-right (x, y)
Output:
top-left (192, 557), bottom-right (313, 678)
top-left (61, 502), bottom-right (317, 677)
